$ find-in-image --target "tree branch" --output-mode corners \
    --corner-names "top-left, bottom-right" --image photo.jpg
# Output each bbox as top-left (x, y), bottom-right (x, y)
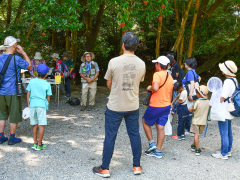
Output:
top-left (15, 0), bottom-right (25, 23)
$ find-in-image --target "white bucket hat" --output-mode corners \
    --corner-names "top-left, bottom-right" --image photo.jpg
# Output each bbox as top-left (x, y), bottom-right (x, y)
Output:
top-left (81, 52), bottom-right (95, 62)
top-left (51, 53), bottom-right (60, 59)
top-left (4, 36), bottom-right (18, 47)
top-left (219, 60), bottom-right (237, 76)
top-left (34, 52), bottom-right (43, 59)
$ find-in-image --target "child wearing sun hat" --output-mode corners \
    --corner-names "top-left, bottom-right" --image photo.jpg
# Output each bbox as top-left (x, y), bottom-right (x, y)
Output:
top-left (188, 85), bottom-right (210, 156)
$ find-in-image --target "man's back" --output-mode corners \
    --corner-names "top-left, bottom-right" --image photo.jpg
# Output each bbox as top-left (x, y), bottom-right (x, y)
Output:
top-left (104, 54), bottom-right (145, 112)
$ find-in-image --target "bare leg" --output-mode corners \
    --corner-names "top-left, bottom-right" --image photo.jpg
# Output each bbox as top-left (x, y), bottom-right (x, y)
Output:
top-left (38, 125), bottom-right (45, 145)
top-left (194, 133), bottom-right (199, 149)
top-left (9, 123), bottom-right (18, 134)
top-left (142, 118), bottom-right (153, 140)
top-left (32, 125), bottom-right (38, 144)
top-left (0, 120), bottom-right (6, 133)
top-left (156, 124), bottom-right (165, 150)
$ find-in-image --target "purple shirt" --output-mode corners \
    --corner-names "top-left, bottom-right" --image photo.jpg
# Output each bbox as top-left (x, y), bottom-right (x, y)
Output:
top-left (29, 59), bottom-right (46, 76)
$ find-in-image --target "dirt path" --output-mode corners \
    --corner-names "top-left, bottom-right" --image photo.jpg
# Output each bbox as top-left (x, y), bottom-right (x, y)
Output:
top-left (0, 86), bottom-right (240, 180)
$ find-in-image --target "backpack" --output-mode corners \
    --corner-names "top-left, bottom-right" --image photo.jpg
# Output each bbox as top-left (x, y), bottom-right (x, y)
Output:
top-left (67, 97), bottom-right (80, 106)
top-left (226, 78), bottom-right (240, 117)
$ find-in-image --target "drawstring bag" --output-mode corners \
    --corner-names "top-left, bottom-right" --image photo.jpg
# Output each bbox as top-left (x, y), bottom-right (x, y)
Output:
top-left (67, 97), bottom-right (80, 106)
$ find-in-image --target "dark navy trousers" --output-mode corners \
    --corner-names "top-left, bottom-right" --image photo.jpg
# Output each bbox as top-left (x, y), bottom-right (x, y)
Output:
top-left (177, 104), bottom-right (191, 136)
top-left (101, 108), bottom-right (141, 169)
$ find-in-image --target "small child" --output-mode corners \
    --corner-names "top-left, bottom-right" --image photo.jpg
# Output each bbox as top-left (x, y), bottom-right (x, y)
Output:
top-left (171, 82), bottom-right (192, 140)
top-left (27, 64), bottom-right (52, 150)
top-left (188, 85), bottom-right (209, 156)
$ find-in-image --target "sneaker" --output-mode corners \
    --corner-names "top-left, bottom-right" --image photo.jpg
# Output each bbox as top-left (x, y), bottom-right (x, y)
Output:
top-left (35, 144), bottom-right (47, 151)
top-left (212, 153), bottom-right (228, 160)
top-left (31, 143), bottom-right (38, 150)
top-left (133, 166), bottom-right (141, 175)
top-left (0, 136), bottom-right (8, 144)
top-left (181, 135), bottom-right (186, 140)
top-left (148, 142), bottom-right (157, 151)
top-left (93, 166), bottom-right (110, 178)
top-left (172, 135), bottom-right (181, 141)
top-left (216, 151), bottom-right (231, 157)
top-left (185, 131), bottom-right (191, 135)
top-left (80, 106), bottom-right (86, 111)
top-left (8, 134), bottom-right (21, 145)
top-left (195, 148), bottom-right (201, 156)
top-left (145, 150), bottom-right (163, 159)
top-left (191, 144), bottom-right (196, 152)
top-left (87, 106), bottom-right (93, 111)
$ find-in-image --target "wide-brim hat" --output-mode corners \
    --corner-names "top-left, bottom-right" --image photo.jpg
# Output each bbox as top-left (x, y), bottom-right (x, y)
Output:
top-left (219, 60), bottom-right (237, 77)
top-left (62, 52), bottom-right (69, 57)
top-left (81, 52), bottom-right (95, 62)
top-left (196, 85), bottom-right (209, 99)
top-left (51, 53), bottom-right (60, 59)
top-left (34, 52), bottom-right (42, 59)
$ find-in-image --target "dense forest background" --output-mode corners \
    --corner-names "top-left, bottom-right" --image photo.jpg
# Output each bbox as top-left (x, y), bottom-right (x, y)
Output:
top-left (0, 0), bottom-right (239, 86)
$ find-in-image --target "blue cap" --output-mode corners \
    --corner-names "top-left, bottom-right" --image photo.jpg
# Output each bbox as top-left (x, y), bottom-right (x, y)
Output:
top-left (37, 64), bottom-right (50, 75)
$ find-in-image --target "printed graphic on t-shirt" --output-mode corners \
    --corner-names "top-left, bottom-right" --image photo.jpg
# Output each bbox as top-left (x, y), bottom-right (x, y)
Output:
top-left (122, 64), bottom-right (136, 91)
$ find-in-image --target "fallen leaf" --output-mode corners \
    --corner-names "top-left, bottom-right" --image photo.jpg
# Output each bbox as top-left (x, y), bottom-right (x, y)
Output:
top-left (69, 126), bottom-right (73, 129)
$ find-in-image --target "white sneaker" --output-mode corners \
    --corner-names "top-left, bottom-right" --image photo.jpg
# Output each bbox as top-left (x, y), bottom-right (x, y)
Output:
top-left (185, 131), bottom-right (191, 135)
top-left (216, 151), bottom-right (231, 157)
top-left (212, 153), bottom-right (228, 160)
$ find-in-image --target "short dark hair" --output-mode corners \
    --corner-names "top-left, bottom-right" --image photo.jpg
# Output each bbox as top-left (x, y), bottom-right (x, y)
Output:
top-left (167, 51), bottom-right (176, 58)
top-left (173, 81), bottom-right (182, 91)
top-left (38, 72), bottom-right (47, 78)
top-left (185, 57), bottom-right (197, 69)
top-left (122, 31), bottom-right (139, 51)
top-left (166, 55), bottom-right (175, 64)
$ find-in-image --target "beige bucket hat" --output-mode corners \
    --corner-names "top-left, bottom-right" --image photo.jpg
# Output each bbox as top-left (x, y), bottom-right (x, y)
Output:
top-left (196, 85), bottom-right (209, 99)
top-left (81, 52), bottom-right (95, 62)
top-left (219, 60), bottom-right (237, 77)
top-left (34, 52), bottom-right (43, 59)
top-left (51, 53), bottom-right (60, 59)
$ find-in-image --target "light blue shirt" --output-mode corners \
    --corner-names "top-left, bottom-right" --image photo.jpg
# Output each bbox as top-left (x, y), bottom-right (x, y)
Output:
top-left (0, 54), bottom-right (29, 95)
top-left (26, 78), bottom-right (52, 110)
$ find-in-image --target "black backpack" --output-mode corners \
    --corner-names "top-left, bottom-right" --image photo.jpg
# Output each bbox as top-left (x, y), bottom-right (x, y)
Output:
top-left (67, 97), bottom-right (80, 106)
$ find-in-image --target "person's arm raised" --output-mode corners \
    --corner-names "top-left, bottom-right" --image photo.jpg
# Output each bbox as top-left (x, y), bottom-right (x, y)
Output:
top-left (16, 45), bottom-right (32, 70)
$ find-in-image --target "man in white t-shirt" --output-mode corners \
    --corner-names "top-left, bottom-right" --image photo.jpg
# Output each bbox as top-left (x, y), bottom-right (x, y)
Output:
top-left (92, 31), bottom-right (146, 177)
top-left (212, 60), bottom-right (238, 160)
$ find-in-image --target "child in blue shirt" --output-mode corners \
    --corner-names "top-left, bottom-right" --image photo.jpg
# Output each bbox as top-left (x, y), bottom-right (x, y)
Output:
top-left (27, 64), bottom-right (52, 150)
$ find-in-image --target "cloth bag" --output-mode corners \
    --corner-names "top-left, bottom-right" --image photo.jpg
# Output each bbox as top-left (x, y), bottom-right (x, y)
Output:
top-left (164, 114), bottom-right (172, 135)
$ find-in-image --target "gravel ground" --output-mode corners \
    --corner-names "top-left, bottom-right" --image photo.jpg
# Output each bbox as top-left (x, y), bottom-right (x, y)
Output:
top-left (0, 86), bottom-right (240, 180)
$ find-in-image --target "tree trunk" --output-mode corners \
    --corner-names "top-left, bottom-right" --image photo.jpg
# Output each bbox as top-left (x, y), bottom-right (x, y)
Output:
top-left (171, 0), bottom-right (192, 51)
top-left (156, 13), bottom-right (163, 58)
top-left (52, 30), bottom-right (57, 48)
top-left (187, 0), bottom-right (200, 57)
top-left (71, 30), bottom-right (78, 67)
top-left (15, 0), bottom-right (25, 23)
top-left (6, 0), bottom-right (12, 27)
top-left (21, 21), bottom-right (35, 46)
top-left (119, 29), bottom-right (124, 55)
top-left (196, 35), bottom-right (240, 74)
top-left (65, 29), bottom-right (71, 52)
top-left (173, 0), bottom-right (180, 30)
top-left (179, 37), bottom-right (184, 66)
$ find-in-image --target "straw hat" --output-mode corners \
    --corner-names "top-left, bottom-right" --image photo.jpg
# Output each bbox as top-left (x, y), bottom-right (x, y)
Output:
top-left (219, 60), bottom-right (237, 76)
top-left (51, 53), bottom-right (60, 59)
top-left (34, 52), bottom-right (42, 59)
top-left (81, 52), bottom-right (95, 62)
top-left (196, 85), bottom-right (209, 99)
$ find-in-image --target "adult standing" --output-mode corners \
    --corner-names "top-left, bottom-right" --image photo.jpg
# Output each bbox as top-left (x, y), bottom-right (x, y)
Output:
top-left (29, 52), bottom-right (46, 78)
top-left (93, 31), bottom-right (146, 177)
top-left (142, 56), bottom-right (174, 158)
top-left (0, 36), bottom-right (32, 145)
top-left (62, 52), bottom-right (74, 97)
top-left (79, 52), bottom-right (99, 111)
top-left (212, 60), bottom-right (238, 160)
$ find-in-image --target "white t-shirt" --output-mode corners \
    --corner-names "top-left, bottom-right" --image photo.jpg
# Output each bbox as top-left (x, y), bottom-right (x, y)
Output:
top-left (179, 89), bottom-right (187, 105)
top-left (221, 78), bottom-right (238, 120)
top-left (104, 54), bottom-right (146, 112)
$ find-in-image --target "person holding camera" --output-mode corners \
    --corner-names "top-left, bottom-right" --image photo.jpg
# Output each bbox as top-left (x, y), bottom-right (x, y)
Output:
top-left (0, 36), bottom-right (31, 145)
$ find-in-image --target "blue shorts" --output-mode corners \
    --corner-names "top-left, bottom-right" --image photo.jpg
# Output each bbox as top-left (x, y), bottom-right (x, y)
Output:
top-left (143, 105), bottom-right (171, 126)
top-left (30, 107), bottom-right (47, 126)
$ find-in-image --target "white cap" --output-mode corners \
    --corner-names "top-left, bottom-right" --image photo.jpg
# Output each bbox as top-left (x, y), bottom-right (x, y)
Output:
top-left (4, 36), bottom-right (17, 47)
top-left (0, 45), bottom-right (6, 51)
top-left (152, 56), bottom-right (170, 66)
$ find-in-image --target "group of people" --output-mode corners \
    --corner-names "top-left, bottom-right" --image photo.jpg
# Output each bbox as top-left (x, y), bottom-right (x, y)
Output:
top-left (0, 32), bottom-right (238, 178)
